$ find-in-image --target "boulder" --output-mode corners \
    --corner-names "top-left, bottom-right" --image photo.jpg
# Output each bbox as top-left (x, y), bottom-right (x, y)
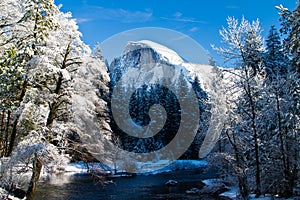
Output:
top-left (165, 180), bottom-right (178, 186)
top-left (186, 187), bottom-right (201, 194)
top-left (199, 183), bottom-right (228, 195)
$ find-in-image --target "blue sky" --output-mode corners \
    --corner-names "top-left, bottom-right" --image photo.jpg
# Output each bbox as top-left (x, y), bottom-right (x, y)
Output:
top-left (56, 0), bottom-right (298, 65)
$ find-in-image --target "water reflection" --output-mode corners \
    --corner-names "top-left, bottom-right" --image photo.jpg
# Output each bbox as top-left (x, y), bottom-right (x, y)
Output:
top-left (35, 169), bottom-right (227, 200)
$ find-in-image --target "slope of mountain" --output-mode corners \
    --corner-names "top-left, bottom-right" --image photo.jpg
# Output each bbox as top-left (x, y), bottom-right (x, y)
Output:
top-left (109, 40), bottom-right (216, 92)
top-left (108, 40), bottom-right (219, 158)
top-left (123, 40), bottom-right (184, 65)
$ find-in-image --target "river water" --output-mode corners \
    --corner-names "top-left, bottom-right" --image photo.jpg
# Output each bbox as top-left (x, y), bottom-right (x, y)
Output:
top-left (35, 169), bottom-right (228, 200)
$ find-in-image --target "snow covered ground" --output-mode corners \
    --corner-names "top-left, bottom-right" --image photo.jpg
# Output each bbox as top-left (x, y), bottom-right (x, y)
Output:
top-left (38, 160), bottom-right (208, 187)
top-left (0, 188), bottom-right (24, 200)
top-left (140, 160), bottom-right (208, 175)
top-left (57, 159), bottom-right (208, 176)
top-left (203, 178), bottom-right (299, 200)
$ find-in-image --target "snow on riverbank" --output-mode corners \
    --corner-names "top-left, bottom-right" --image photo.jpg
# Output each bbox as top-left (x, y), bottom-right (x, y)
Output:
top-left (47, 160), bottom-right (208, 176)
top-left (39, 160), bottom-right (208, 186)
top-left (140, 160), bottom-right (208, 175)
top-left (203, 178), bottom-right (299, 200)
top-left (220, 188), bottom-right (300, 200)
top-left (0, 188), bottom-right (24, 200)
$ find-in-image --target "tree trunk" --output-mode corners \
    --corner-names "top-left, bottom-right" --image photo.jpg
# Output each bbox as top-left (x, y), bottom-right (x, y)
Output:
top-left (252, 117), bottom-right (261, 197)
top-left (0, 110), bottom-right (5, 157)
top-left (276, 93), bottom-right (293, 197)
top-left (26, 155), bottom-right (43, 200)
top-left (7, 119), bottom-right (18, 156)
top-left (46, 103), bottom-right (58, 126)
top-left (6, 80), bottom-right (28, 157)
top-left (46, 74), bottom-right (63, 126)
top-left (225, 129), bottom-right (249, 199)
top-left (238, 174), bottom-right (249, 200)
top-left (276, 93), bottom-right (286, 170)
top-left (246, 77), bottom-right (261, 196)
top-left (4, 110), bottom-right (11, 156)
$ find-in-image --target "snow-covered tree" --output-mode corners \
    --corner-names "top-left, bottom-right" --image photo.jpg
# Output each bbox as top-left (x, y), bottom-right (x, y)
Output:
top-left (213, 16), bottom-right (266, 198)
top-left (23, 7), bottom-right (91, 199)
top-left (264, 25), bottom-right (288, 79)
top-left (213, 13), bottom-right (300, 198)
top-left (277, 3), bottom-right (300, 75)
top-left (256, 24), bottom-right (299, 196)
top-left (0, 0), bottom-right (56, 157)
top-left (276, 5), bottom-right (300, 196)
top-left (92, 42), bottom-right (104, 61)
top-left (0, 0), bottom-right (97, 198)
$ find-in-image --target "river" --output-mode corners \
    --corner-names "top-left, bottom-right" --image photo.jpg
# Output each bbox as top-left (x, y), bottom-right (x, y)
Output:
top-left (34, 168), bottom-right (229, 200)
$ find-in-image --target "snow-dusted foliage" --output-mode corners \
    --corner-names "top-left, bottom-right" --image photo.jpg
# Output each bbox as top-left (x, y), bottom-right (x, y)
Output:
top-left (277, 3), bottom-right (300, 73)
top-left (0, 0), bottom-right (104, 198)
top-left (213, 16), bottom-right (266, 198)
top-left (1, 131), bottom-right (68, 182)
top-left (71, 55), bottom-right (113, 164)
top-left (212, 14), bottom-right (300, 199)
top-left (264, 25), bottom-right (288, 79)
top-left (0, 0), bottom-right (299, 199)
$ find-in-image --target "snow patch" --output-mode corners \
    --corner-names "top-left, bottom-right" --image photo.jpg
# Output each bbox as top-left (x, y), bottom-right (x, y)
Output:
top-left (44, 160), bottom-right (208, 179)
top-left (0, 187), bottom-right (24, 200)
top-left (219, 187), bottom-right (238, 199)
top-left (137, 160), bottom-right (208, 175)
top-left (64, 162), bottom-right (88, 173)
top-left (124, 40), bottom-right (184, 65)
top-left (202, 178), bottom-right (220, 186)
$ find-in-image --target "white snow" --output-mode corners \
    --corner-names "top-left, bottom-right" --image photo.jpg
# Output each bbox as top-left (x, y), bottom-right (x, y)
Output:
top-left (119, 40), bottom-right (217, 98)
top-left (182, 63), bottom-right (215, 92)
top-left (43, 160), bottom-right (208, 180)
top-left (219, 187), bottom-right (238, 199)
top-left (202, 179), bottom-right (277, 200)
top-left (202, 178), bottom-right (221, 186)
top-left (201, 179), bottom-right (239, 199)
top-left (0, 188), bottom-right (24, 200)
top-left (125, 40), bottom-right (184, 65)
top-left (63, 162), bottom-right (89, 173)
top-left (117, 40), bottom-right (217, 98)
top-left (219, 187), bottom-right (296, 200)
top-left (137, 160), bottom-right (208, 175)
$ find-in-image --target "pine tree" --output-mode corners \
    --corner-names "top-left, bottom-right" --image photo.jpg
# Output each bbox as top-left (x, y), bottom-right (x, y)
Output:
top-left (265, 25), bottom-right (287, 79)
top-left (93, 42), bottom-right (104, 60)
top-left (277, 5), bottom-right (300, 195)
top-left (277, 2), bottom-right (300, 75)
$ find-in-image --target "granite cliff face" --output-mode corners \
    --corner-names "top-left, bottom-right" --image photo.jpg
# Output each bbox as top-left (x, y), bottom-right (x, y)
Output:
top-left (109, 40), bottom-right (216, 90)
top-left (108, 40), bottom-right (218, 158)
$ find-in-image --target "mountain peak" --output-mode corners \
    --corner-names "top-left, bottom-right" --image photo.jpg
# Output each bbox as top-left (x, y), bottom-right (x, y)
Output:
top-left (124, 40), bottom-right (184, 65)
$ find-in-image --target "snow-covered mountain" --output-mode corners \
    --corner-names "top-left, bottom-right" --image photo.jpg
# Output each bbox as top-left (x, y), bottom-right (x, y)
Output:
top-left (109, 40), bottom-right (216, 94)
top-left (108, 40), bottom-right (222, 159)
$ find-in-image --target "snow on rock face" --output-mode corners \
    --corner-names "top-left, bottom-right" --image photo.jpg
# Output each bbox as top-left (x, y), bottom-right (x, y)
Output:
top-left (108, 40), bottom-right (224, 161)
top-left (124, 40), bottom-right (184, 65)
top-left (109, 41), bottom-right (176, 85)
top-left (110, 39), bottom-right (216, 94)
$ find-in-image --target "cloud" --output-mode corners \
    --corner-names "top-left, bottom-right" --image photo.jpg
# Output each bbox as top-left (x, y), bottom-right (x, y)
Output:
top-left (161, 17), bottom-right (207, 24)
top-left (189, 27), bottom-right (199, 32)
top-left (161, 12), bottom-right (207, 24)
top-left (85, 6), bottom-right (153, 23)
top-left (76, 18), bottom-right (94, 24)
top-left (173, 12), bottom-right (183, 18)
